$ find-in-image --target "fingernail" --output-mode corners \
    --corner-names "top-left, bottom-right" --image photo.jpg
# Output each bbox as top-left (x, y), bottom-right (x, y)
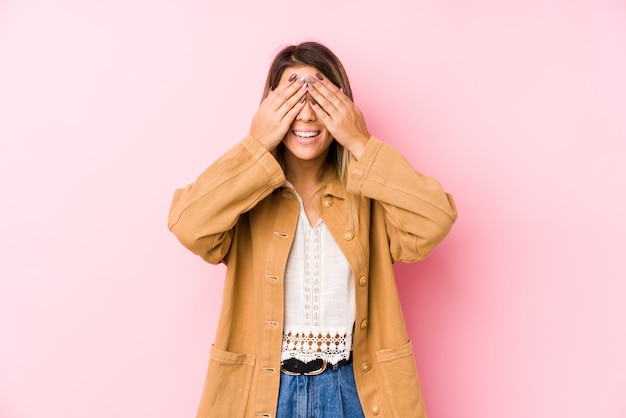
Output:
top-left (300, 95), bottom-right (306, 103)
top-left (310, 97), bottom-right (317, 106)
top-left (298, 75), bottom-right (307, 84)
top-left (288, 73), bottom-right (297, 82)
top-left (315, 72), bottom-right (324, 80)
top-left (305, 76), bottom-right (317, 84)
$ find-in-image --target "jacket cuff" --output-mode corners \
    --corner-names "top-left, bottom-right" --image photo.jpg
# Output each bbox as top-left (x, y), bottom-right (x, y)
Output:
top-left (346, 136), bottom-right (383, 195)
top-left (240, 135), bottom-right (286, 189)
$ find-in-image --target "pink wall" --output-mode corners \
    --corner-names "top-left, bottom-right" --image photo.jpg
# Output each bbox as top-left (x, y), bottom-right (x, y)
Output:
top-left (1, 1), bottom-right (625, 417)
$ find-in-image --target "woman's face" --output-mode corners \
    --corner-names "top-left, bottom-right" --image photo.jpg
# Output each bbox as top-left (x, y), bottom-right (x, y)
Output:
top-left (279, 65), bottom-right (335, 167)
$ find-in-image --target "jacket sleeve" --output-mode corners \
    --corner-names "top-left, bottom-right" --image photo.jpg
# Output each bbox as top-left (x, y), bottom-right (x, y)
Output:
top-left (168, 136), bottom-right (286, 264)
top-left (346, 136), bottom-right (457, 262)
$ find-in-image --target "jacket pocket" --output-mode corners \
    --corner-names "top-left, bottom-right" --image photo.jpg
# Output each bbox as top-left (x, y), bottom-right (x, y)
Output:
top-left (196, 345), bottom-right (256, 418)
top-left (375, 341), bottom-right (427, 418)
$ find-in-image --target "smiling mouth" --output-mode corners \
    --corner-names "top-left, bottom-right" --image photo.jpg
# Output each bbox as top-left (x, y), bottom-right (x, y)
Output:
top-left (293, 130), bottom-right (321, 138)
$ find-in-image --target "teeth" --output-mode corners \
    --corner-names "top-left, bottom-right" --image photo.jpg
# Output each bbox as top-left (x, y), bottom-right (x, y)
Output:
top-left (293, 130), bottom-right (320, 138)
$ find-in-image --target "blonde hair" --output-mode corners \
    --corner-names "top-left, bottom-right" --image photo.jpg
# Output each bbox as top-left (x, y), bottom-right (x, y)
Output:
top-left (262, 42), bottom-right (360, 230)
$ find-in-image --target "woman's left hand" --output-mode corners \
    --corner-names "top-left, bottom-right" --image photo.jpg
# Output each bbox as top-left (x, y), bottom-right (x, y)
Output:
top-left (307, 76), bottom-right (371, 160)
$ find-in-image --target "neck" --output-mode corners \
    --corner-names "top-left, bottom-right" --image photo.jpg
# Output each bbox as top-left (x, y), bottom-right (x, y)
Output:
top-left (284, 154), bottom-right (326, 227)
top-left (283, 151), bottom-right (327, 191)
top-left (286, 165), bottom-right (322, 195)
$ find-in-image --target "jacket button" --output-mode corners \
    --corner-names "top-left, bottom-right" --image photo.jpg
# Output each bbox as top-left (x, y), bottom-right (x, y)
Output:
top-left (372, 405), bottom-right (380, 415)
top-left (359, 275), bottom-right (367, 286)
top-left (344, 231), bottom-right (354, 240)
top-left (360, 362), bottom-right (371, 372)
top-left (322, 197), bottom-right (333, 207)
top-left (360, 319), bottom-right (368, 329)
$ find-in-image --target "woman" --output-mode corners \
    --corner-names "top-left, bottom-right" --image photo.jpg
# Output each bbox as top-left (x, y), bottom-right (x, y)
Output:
top-left (168, 41), bottom-right (457, 418)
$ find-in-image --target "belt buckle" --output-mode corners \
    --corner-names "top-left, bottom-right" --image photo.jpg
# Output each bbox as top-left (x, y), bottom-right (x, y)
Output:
top-left (280, 359), bottom-right (328, 376)
top-left (304, 359), bottom-right (327, 376)
top-left (280, 364), bottom-right (299, 376)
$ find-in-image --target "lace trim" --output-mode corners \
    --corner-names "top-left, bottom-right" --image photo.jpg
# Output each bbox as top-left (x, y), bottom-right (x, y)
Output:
top-left (303, 224), bottom-right (321, 326)
top-left (281, 329), bottom-right (352, 364)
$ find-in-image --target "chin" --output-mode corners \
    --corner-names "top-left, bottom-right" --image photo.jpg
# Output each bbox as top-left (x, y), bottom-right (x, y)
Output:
top-left (283, 141), bottom-right (329, 161)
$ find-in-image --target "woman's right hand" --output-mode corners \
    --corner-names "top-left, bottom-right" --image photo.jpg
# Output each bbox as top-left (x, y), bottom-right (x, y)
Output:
top-left (249, 73), bottom-right (307, 151)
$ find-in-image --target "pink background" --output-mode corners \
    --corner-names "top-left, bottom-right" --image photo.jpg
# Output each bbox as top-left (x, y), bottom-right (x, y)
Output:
top-left (1, 0), bottom-right (625, 417)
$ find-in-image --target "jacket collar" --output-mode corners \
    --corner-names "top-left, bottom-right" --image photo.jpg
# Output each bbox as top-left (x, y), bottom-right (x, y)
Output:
top-left (281, 178), bottom-right (346, 200)
top-left (322, 178), bottom-right (346, 200)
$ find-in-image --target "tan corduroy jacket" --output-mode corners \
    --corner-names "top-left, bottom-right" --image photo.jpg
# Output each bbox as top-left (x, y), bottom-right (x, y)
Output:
top-left (168, 135), bottom-right (457, 418)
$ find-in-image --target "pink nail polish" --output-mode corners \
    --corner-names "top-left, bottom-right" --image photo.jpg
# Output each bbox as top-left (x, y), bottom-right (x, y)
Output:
top-left (310, 97), bottom-right (317, 106)
top-left (298, 75), bottom-right (307, 84)
top-left (305, 76), bottom-right (317, 84)
top-left (315, 72), bottom-right (324, 80)
top-left (288, 73), bottom-right (297, 82)
top-left (300, 95), bottom-right (306, 103)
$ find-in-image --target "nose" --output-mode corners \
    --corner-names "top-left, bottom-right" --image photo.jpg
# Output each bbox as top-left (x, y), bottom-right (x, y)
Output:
top-left (296, 94), bottom-right (316, 122)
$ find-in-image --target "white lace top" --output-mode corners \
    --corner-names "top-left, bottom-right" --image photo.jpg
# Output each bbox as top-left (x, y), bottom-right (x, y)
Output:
top-left (281, 187), bottom-right (355, 365)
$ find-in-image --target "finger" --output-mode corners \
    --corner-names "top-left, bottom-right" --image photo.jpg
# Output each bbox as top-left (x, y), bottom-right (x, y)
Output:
top-left (307, 88), bottom-right (340, 123)
top-left (276, 82), bottom-right (308, 117)
top-left (266, 73), bottom-right (304, 110)
top-left (307, 88), bottom-right (345, 121)
top-left (308, 76), bottom-right (349, 109)
top-left (309, 98), bottom-right (331, 123)
top-left (282, 93), bottom-right (308, 123)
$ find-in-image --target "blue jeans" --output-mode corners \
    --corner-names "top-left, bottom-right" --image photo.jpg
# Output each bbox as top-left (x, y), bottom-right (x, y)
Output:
top-left (276, 363), bottom-right (366, 418)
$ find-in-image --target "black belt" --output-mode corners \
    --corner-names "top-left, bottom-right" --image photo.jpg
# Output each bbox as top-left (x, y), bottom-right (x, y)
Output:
top-left (280, 353), bottom-right (352, 376)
